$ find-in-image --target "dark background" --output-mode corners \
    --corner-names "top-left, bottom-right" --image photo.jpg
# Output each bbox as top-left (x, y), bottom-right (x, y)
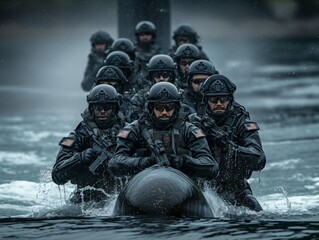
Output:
top-left (0, 0), bottom-right (318, 114)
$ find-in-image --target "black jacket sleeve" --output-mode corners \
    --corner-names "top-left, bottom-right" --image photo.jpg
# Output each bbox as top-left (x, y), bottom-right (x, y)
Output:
top-left (108, 122), bottom-right (150, 177)
top-left (234, 119), bottom-right (266, 171)
top-left (180, 122), bottom-right (219, 180)
top-left (51, 123), bottom-right (91, 185)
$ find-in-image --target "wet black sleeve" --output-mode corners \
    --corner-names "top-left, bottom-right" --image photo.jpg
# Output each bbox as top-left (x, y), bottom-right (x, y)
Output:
top-left (51, 123), bottom-right (90, 185)
top-left (235, 120), bottom-right (266, 171)
top-left (181, 122), bottom-right (219, 180)
top-left (108, 122), bottom-right (150, 177)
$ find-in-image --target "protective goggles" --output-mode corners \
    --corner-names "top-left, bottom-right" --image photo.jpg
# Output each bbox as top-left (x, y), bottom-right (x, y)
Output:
top-left (154, 103), bottom-right (176, 112)
top-left (93, 103), bottom-right (115, 111)
top-left (151, 71), bottom-right (172, 79)
top-left (191, 78), bottom-right (206, 85)
top-left (208, 96), bottom-right (230, 104)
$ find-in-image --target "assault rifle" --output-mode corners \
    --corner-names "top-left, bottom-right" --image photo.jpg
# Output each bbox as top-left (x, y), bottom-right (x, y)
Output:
top-left (85, 126), bottom-right (113, 175)
top-left (202, 118), bottom-right (236, 148)
top-left (142, 128), bottom-right (170, 167)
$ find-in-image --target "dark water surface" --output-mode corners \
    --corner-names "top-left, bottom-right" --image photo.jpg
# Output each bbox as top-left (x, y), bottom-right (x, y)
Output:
top-left (0, 38), bottom-right (319, 239)
top-left (1, 216), bottom-right (319, 239)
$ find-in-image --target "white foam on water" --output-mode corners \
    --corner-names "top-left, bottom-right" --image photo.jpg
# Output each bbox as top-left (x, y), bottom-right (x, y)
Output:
top-left (305, 177), bottom-right (319, 190)
top-left (81, 194), bottom-right (118, 217)
top-left (0, 170), bottom-right (75, 216)
top-left (0, 151), bottom-right (46, 166)
top-left (259, 193), bottom-right (319, 215)
top-left (0, 169), bottom-right (119, 217)
top-left (13, 130), bottom-right (66, 143)
top-left (0, 203), bottom-right (34, 212)
top-left (266, 158), bottom-right (301, 170)
top-left (203, 187), bottom-right (229, 218)
top-left (34, 169), bottom-right (75, 209)
top-left (31, 169), bottom-right (119, 217)
top-left (0, 180), bottom-right (39, 203)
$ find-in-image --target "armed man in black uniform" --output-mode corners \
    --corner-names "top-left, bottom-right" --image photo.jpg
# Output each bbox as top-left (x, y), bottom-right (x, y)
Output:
top-left (168, 24), bottom-right (210, 61)
top-left (182, 59), bottom-right (218, 115)
top-left (109, 38), bottom-right (136, 61)
top-left (127, 54), bottom-right (194, 122)
top-left (174, 43), bottom-right (201, 91)
top-left (108, 82), bottom-right (219, 181)
top-left (188, 74), bottom-right (266, 212)
top-left (94, 65), bottom-right (131, 119)
top-left (127, 54), bottom-right (176, 121)
top-left (134, 21), bottom-right (162, 84)
top-left (52, 84), bottom-right (126, 204)
top-left (81, 31), bottom-right (114, 91)
top-left (104, 51), bottom-right (136, 96)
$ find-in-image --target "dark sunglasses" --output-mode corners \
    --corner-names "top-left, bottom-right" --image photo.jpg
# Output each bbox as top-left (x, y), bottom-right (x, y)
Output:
top-left (93, 103), bottom-right (114, 111)
top-left (208, 96), bottom-right (230, 104)
top-left (180, 60), bottom-right (194, 66)
top-left (152, 71), bottom-right (171, 79)
top-left (192, 78), bottom-right (206, 85)
top-left (154, 104), bottom-right (176, 112)
top-left (138, 32), bottom-right (152, 36)
top-left (176, 37), bottom-right (191, 43)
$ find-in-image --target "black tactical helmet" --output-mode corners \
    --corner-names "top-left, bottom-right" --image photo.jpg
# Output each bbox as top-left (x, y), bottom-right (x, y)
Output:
top-left (147, 82), bottom-right (181, 104)
top-left (135, 21), bottom-right (157, 37)
top-left (173, 24), bottom-right (199, 44)
top-left (110, 38), bottom-right (135, 60)
top-left (95, 65), bottom-right (127, 85)
top-left (188, 60), bottom-right (216, 77)
top-left (147, 54), bottom-right (176, 81)
top-left (174, 43), bottom-right (200, 62)
top-left (201, 74), bottom-right (236, 97)
top-left (90, 31), bottom-right (114, 48)
top-left (147, 82), bottom-right (181, 129)
top-left (104, 51), bottom-right (134, 79)
top-left (87, 84), bottom-right (121, 105)
top-left (87, 84), bottom-right (122, 127)
top-left (187, 60), bottom-right (216, 94)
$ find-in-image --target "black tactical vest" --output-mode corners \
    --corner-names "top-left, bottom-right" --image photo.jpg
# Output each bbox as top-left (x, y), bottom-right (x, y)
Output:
top-left (140, 117), bottom-right (189, 156)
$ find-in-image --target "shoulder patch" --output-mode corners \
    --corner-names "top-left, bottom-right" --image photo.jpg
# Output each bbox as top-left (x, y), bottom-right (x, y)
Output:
top-left (244, 122), bottom-right (259, 131)
top-left (192, 129), bottom-right (205, 138)
top-left (118, 129), bottom-right (130, 139)
top-left (59, 138), bottom-right (75, 147)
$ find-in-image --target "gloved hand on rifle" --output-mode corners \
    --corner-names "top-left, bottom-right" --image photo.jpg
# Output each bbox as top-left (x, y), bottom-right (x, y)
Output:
top-left (80, 148), bottom-right (101, 164)
top-left (201, 114), bottom-right (216, 130)
top-left (201, 115), bottom-right (233, 149)
top-left (138, 157), bottom-right (157, 170)
top-left (169, 154), bottom-right (186, 170)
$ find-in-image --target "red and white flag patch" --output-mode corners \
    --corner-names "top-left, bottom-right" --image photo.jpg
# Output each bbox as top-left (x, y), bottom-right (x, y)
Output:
top-left (244, 122), bottom-right (259, 131)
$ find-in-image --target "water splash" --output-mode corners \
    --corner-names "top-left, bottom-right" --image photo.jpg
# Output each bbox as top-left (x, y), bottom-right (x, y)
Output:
top-left (275, 185), bottom-right (292, 213)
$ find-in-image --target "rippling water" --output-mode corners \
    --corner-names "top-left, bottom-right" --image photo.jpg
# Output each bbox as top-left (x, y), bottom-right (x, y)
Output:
top-left (1, 215), bottom-right (319, 239)
top-left (1, 39), bottom-right (319, 239)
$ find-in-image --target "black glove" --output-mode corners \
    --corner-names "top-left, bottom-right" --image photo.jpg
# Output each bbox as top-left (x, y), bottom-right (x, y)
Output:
top-left (201, 115), bottom-right (216, 130)
top-left (80, 148), bottom-right (100, 164)
top-left (138, 157), bottom-right (157, 170)
top-left (169, 154), bottom-right (185, 170)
